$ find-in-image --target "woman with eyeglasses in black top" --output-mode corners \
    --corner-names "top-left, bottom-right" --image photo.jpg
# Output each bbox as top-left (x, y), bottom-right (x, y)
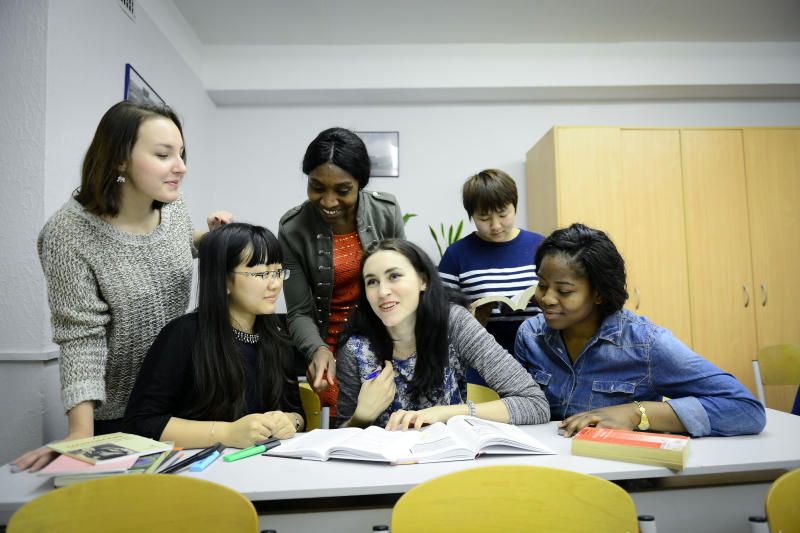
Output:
top-left (124, 223), bottom-right (304, 448)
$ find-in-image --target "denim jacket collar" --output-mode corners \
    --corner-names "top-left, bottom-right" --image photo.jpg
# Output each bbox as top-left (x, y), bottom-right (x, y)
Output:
top-left (542, 310), bottom-right (625, 361)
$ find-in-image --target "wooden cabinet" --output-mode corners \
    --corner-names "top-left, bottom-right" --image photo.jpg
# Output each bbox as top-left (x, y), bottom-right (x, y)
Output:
top-left (526, 127), bottom-right (692, 346)
top-left (743, 129), bottom-right (800, 408)
top-left (680, 130), bottom-right (759, 392)
top-left (526, 126), bottom-right (799, 410)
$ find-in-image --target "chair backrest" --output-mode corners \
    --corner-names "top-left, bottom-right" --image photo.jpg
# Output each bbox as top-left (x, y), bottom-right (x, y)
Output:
top-left (752, 344), bottom-right (800, 406)
top-left (391, 465), bottom-right (639, 533)
top-left (299, 382), bottom-right (322, 430)
top-left (466, 383), bottom-right (500, 403)
top-left (766, 468), bottom-right (800, 533)
top-left (8, 473), bottom-right (258, 533)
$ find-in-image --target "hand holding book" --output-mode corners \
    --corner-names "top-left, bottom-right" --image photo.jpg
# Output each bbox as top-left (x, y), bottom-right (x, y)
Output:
top-left (468, 283), bottom-right (539, 316)
top-left (559, 403), bottom-right (646, 438)
top-left (560, 401), bottom-right (688, 437)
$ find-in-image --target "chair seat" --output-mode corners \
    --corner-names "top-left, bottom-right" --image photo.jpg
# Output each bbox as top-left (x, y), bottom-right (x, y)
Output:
top-left (391, 465), bottom-right (639, 533)
top-left (8, 474), bottom-right (258, 533)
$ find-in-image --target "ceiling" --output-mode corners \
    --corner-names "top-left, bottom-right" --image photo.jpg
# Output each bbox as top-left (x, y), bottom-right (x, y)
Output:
top-left (172, 0), bottom-right (800, 46)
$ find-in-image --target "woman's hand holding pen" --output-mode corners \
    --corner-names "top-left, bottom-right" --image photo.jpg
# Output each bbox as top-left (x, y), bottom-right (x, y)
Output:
top-left (353, 361), bottom-right (396, 424)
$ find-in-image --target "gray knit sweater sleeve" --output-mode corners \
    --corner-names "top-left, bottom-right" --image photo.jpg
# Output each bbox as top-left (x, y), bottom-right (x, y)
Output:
top-left (38, 196), bottom-right (194, 419)
top-left (448, 305), bottom-right (550, 425)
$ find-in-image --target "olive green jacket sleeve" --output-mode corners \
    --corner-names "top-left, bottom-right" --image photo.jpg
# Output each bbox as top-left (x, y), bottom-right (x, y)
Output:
top-left (279, 190), bottom-right (406, 362)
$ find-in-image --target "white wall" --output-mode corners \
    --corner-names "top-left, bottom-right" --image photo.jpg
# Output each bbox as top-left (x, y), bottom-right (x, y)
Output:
top-left (201, 100), bottom-right (800, 268)
top-left (0, 0), bottom-right (215, 464)
top-left (0, 0), bottom-right (53, 465)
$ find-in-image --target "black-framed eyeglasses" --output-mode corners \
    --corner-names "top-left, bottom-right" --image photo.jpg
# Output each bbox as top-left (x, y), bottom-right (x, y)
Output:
top-left (232, 269), bottom-right (290, 281)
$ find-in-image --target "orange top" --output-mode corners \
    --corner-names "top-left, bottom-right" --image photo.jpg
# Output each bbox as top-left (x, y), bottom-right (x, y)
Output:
top-left (319, 232), bottom-right (363, 415)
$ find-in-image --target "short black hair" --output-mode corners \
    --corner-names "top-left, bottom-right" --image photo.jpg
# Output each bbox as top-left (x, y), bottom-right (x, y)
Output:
top-left (302, 127), bottom-right (371, 189)
top-left (534, 223), bottom-right (628, 317)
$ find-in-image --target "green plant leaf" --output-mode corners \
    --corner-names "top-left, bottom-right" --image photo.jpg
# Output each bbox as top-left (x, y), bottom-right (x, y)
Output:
top-left (429, 225), bottom-right (443, 257)
top-left (402, 213), bottom-right (417, 225)
top-left (453, 220), bottom-right (464, 242)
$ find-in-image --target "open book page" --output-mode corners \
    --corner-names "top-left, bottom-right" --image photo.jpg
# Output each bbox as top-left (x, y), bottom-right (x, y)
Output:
top-left (330, 426), bottom-right (423, 463)
top-left (397, 422), bottom-right (477, 463)
top-left (271, 428), bottom-right (363, 461)
top-left (269, 417), bottom-right (554, 464)
top-left (447, 416), bottom-right (556, 455)
top-left (468, 283), bottom-right (538, 314)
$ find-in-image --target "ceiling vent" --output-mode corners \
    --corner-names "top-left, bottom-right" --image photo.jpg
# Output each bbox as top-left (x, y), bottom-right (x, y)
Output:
top-left (118, 0), bottom-right (135, 21)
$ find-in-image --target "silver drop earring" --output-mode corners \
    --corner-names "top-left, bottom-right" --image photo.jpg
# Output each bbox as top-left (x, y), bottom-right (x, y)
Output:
top-left (116, 175), bottom-right (126, 183)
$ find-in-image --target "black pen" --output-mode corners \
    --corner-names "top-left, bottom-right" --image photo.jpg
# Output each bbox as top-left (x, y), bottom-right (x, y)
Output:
top-left (161, 442), bottom-right (224, 474)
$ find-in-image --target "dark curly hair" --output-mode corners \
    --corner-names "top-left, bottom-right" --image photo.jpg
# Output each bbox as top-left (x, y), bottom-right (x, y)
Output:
top-left (534, 223), bottom-right (628, 317)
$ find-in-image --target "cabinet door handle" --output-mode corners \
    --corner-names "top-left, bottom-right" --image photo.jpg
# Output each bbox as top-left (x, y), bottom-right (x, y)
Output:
top-left (634, 287), bottom-right (640, 310)
top-left (742, 284), bottom-right (750, 308)
top-left (760, 283), bottom-right (768, 306)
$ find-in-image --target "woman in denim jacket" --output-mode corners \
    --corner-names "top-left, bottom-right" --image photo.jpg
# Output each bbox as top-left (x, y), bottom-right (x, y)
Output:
top-left (514, 223), bottom-right (765, 438)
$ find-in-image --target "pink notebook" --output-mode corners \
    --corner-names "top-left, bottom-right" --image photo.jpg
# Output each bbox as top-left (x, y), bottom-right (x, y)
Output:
top-left (38, 454), bottom-right (137, 476)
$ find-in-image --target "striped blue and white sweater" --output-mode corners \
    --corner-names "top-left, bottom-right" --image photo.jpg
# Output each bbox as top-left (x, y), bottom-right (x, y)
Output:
top-left (438, 230), bottom-right (544, 360)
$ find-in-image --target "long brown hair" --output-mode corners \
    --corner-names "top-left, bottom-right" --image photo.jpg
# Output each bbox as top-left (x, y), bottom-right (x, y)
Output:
top-left (75, 101), bottom-right (185, 216)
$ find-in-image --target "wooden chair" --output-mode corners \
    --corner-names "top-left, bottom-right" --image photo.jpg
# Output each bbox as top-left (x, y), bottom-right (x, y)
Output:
top-left (752, 344), bottom-right (800, 407)
top-left (299, 382), bottom-right (321, 430)
top-left (765, 468), bottom-right (800, 533)
top-left (391, 465), bottom-right (639, 533)
top-left (466, 383), bottom-right (500, 404)
top-left (7, 474), bottom-right (258, 533)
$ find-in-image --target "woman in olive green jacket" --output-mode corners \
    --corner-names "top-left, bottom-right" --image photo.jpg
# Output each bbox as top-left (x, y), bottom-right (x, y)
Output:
top-left (279, 128), bottom-right (405, 422)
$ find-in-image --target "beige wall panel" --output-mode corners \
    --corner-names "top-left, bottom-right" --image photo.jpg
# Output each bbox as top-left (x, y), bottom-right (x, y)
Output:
top-left (744, 128), bottom-right (800, 411)
top-left (620, 129), bottom-right (692, 346)
top-left (681, 129), bottom-right (758, 393)
top-left (554, 128), bottom-right (626, 247)
top-left (526, 128), bottom-right (558, 234)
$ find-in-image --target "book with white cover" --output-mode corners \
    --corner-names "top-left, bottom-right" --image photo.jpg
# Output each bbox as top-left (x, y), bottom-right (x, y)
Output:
top-left (266, 416), bottom-right (555, 464)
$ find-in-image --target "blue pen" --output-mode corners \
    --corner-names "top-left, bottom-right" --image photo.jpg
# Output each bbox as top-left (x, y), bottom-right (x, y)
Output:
top-left (190, 450), bottom-right (221, 472)
top-left (364, 368), bottom-right (382, 380)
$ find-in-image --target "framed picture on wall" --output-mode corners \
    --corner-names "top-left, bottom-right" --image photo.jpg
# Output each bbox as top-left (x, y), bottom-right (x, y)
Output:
top-left (124, 63), bottom-right (166, 106)
top-left (356, 131), bottom-right (400, 177)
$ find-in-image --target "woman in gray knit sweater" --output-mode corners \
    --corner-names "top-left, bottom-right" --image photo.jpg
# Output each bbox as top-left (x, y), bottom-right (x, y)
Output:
top-left (13, 101), bottom-right (230, 472)
top-left (336, 239), bottom-right (550, 430)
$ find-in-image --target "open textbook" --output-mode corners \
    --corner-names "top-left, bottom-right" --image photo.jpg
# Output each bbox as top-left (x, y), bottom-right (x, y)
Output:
top-left (267, 415), bottom-right (555, 464)
top-left (468, 283), bottom-right (538, 314)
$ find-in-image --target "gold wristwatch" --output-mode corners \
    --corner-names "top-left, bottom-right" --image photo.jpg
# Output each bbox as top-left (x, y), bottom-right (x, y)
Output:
top-left (633, 401), bottom-right (650, 431)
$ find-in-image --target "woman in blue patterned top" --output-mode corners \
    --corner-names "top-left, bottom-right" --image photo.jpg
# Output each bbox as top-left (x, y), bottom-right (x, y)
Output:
top-left (336, 239), bottom-right (549, 430)
top-left (514, 223), bottom-right (765, 437)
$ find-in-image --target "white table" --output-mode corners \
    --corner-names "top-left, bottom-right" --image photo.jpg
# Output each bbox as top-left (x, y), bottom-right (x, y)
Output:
top-left (2, 409), bottom-right (798, 533)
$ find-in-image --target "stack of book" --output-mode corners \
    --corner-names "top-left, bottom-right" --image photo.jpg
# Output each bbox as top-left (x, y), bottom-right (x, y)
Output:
top-left (571, 427), bottom-right (690, 470)
top-left (39, 433), bottom-right (176, 486)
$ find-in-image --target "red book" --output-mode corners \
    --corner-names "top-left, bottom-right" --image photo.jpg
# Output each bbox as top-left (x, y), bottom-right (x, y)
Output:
top-left (571, 427), bottom-right (690, 470)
